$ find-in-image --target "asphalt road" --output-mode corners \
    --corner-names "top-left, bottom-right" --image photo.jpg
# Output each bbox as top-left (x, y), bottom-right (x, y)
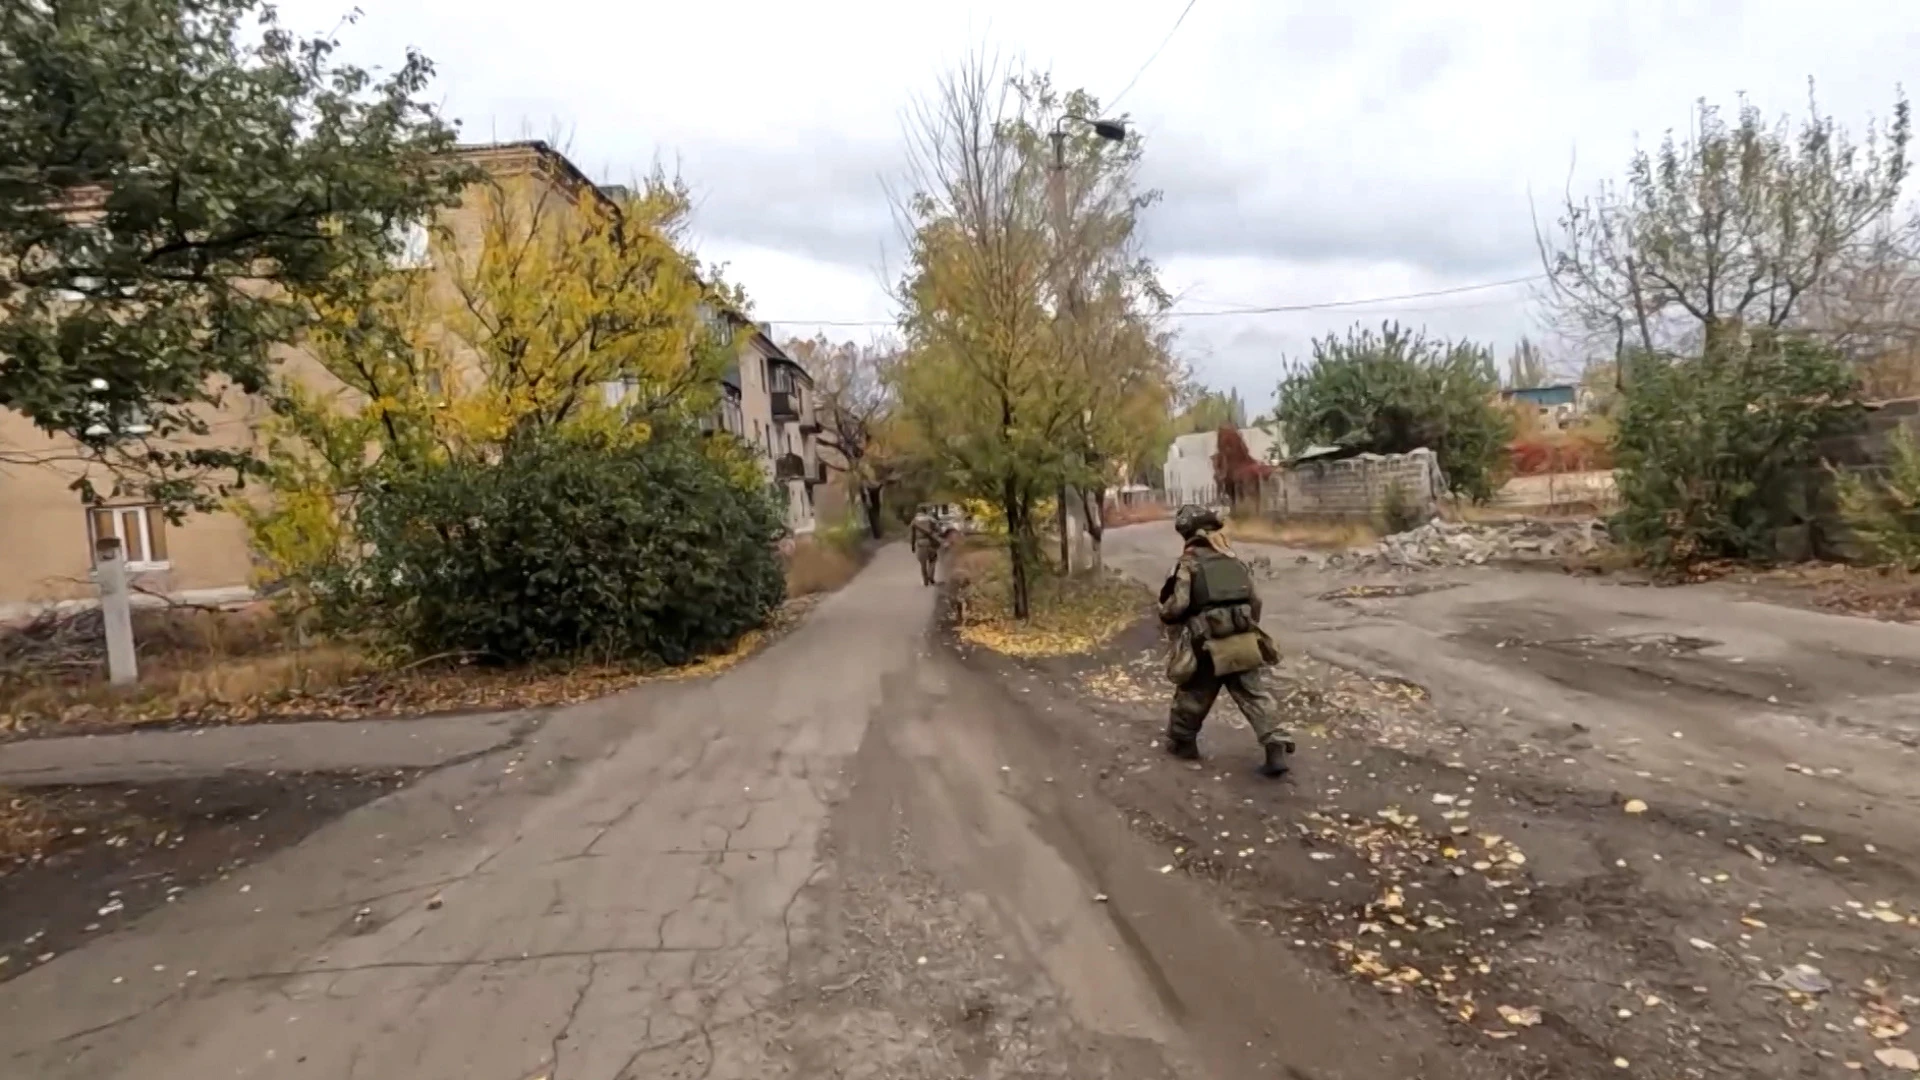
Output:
top-left (0, 546), bottom-right (1245, 1080)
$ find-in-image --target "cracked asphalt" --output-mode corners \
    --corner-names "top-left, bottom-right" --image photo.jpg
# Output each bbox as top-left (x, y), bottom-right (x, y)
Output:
top-left (0, 545), bottom-right (1236, 1080)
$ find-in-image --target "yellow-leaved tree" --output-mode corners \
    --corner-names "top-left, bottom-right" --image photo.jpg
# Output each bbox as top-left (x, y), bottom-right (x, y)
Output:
top-left (890, 59), bottom-right (1175, 614)
top-left (242, 166), bottom-right (749, 592)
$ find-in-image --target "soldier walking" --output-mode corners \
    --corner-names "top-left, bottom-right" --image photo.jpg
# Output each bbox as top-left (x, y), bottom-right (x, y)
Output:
top-left (909, 505), bottom-right (942, 586)
top-left (1158, 505), bottom-right (1294, 777)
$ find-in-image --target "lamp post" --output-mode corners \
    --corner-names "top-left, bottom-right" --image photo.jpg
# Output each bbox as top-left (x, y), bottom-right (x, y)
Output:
top-left (1047, 115), bottom-right (1126, 574)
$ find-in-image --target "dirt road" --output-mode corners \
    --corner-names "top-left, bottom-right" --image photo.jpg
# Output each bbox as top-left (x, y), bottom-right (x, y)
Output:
top-left (0, 545), bottom-right (1439, 1080)
top-left (1097, 523), bottom-right (1920, 1078)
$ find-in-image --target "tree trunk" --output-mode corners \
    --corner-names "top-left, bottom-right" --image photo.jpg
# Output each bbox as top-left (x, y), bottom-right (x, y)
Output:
top-left (1056, 483), bottom-right (1071, 574)
top-left (1080, 486), bottom-right (1106, 574)
top-left (1003, 476), bottom-right (1031, 620)
top-left (860, 485), bottom-right (885, 539)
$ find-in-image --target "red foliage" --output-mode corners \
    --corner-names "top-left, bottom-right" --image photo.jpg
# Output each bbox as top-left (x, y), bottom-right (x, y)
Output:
top-left (1507, 431), bottom-right (1614, 476)
top-left (1212, 425), bottom-right (1272, 503)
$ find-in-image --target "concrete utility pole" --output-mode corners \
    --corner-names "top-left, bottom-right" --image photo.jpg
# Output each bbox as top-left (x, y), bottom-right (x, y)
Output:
top-left (1048, 114), bottom-right (1128, 575)
top-left (94, 535), bottom-right (138, 686)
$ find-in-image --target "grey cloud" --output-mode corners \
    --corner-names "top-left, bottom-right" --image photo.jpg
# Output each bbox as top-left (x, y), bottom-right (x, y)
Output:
top-left (631, 130), bottom-right (1542, 285)
top-left (664, 136), bottom-right (902, 271)
top-left (1138, 146), bottom-right (1540, 278)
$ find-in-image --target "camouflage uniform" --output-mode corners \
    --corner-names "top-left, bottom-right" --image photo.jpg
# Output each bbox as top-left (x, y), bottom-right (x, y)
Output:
top-left (1159, 506), bottom-right (1293, 776)
top-left (909, 511), bottom-right (941, 586)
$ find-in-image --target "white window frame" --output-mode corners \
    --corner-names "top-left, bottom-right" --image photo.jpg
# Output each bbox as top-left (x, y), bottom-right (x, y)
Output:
top-left (81, 377), bottom-right (152, 438)
top-left (391, 220), bottom-right (432, 270)
top-left (88, 505), bottom-right (169, 572)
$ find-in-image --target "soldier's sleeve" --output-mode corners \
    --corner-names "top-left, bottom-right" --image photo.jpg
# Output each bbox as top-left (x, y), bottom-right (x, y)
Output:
top-left (1247, 564), bottom-right (1264, 623)
top-left (1158, 557), bottom-right (1194, 623)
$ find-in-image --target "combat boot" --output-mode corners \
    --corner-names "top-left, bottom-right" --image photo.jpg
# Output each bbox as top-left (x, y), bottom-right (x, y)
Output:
top-left (1257, 739), bottom-right (1294, 778)
top-left (1165, 733), bottom-right (1200, 760)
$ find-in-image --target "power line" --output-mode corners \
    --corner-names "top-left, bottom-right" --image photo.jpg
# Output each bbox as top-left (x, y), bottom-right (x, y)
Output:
top-left (1168, 275), bottom-right (1544, 318)
top-left (761, 274), bottom-right (1544, 328)
top-left (1104, 0), bottom-right (1201, 113)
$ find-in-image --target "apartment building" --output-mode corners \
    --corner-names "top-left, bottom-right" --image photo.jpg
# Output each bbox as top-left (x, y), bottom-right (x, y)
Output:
top-left (710, 322), bottom-right (822, 536)
top-left (0, 140), bottom-right (820, 615)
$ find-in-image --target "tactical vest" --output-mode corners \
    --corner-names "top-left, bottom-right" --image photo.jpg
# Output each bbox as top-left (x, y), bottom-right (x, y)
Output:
top-left (1187, 546), bottom-right (1254, 611)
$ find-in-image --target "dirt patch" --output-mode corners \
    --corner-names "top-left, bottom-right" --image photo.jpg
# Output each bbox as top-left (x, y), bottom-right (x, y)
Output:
top-left (965, 619), bottom-right (1920, 1080)
top-left (1724, 563), bottom-right (1920, 623)
top-left (1227, 516), bottom-right (1379, 551)
top-left (0, 771), bottom-right (411, 982)
top-left (1, 597), bottom-right (819, 741)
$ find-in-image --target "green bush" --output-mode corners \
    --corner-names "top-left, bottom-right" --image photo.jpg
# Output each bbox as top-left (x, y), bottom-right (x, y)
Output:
top-left (319, 430), bottom-right (787, 665)
top-left (1612, 334), bottom-right (1857, 569)
top-left (1275, 321), bottom-right (1513, 502)
top-left (1837, 426), bottom-right (1920, 569)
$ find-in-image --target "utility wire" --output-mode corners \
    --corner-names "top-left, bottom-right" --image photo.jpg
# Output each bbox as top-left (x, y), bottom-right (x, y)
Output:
top-left (1104, 0), bottom-right (1201, 113)
top-left (1168, 274), bottom-right (1544, 318)
top-left (762, 274), bottom-right (1543, 328)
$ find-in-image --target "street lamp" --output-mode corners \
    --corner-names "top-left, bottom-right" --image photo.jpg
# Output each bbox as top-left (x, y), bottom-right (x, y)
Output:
top-left (1050, 115), bottom-right (1128, 170)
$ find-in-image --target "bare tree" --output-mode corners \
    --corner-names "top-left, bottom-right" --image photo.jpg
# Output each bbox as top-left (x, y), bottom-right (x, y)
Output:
top-left (788, 335), bottom-right (901, 537)
top-left (1505, 337), bottom-right (1551, 388)
top-left (1801, 213), bottom-right (1920, 397)
top-left (1538, 86), bottom-right (1911, 356)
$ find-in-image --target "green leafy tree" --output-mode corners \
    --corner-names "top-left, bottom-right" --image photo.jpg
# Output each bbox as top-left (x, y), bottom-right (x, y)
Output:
top-left (1275, 322), bottom-right (1514, 501)
top-left (0, 0), bottom-right (469, 509)
top-left (1613, 333), bottom-right (1858, 568)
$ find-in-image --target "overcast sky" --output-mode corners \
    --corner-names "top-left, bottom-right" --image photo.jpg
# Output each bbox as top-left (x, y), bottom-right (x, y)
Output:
top-left (279, 0), bottom-right (1916, 414)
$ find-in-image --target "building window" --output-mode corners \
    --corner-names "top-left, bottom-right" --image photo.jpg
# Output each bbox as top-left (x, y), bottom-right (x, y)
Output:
top-left (88, 505), bottom-right (169, 570)
top-left (80, 377), bottom-right (152, 439)
top-left (391, 220), bottom-right (431, 270)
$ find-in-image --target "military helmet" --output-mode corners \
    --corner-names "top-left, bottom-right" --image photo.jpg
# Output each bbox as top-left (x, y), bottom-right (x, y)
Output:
top-left (1173, 504), bottom-right (1222, 539)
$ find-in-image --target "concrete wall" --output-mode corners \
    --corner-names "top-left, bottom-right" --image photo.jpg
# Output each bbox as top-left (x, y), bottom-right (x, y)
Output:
top-left (1802, 397), bottom-right (1920, 561)
top-left (1492, 470), bottom-right (1619, 510)
top-left (1258, 448), bottom-right (1444, 522)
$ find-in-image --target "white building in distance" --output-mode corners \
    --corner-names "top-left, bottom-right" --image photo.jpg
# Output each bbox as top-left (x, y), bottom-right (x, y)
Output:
top-left (1162, 424), bottom-right (1284, 506)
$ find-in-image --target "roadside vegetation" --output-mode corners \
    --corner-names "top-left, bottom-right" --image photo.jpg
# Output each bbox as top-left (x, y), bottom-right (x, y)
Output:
top-left (950, 539), bottom-right (1146, 658)
top-left (1, 0), bottom-right (852, 736)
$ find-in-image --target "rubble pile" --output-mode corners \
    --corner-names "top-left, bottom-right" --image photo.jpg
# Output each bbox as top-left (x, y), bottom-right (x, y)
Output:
top-left (1324, 518), bottom-right (1612, 571)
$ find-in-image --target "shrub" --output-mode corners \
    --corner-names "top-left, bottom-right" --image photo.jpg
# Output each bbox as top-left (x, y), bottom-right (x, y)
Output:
top-left (1837, 426), bottom-right (1920, 569)
top-left (1275, 321), bottom-right (1513, 501)
top-left (1612, 334), bottom-right (1858, 569)
top-left (319, 429), bottom-right (787, 666)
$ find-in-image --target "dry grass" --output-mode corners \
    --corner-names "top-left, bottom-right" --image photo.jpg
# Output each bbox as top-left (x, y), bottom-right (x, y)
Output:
top-left (951, 544), bottom-right (1149, 657)
top-left (1226, 516), bottom-right (1380, 551)
top-left (0, 593), bottom-right (816, 736)
top-left (785, 533), bottom-right (866, 598)
top-left (1103, 501), bottom-right (1172, 527)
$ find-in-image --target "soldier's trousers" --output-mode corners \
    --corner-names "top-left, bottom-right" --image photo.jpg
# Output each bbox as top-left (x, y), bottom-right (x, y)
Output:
top-left (916, 548), bottom-right (938, 584)
top-left (1168, 660), bottom-right (1289, 747)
